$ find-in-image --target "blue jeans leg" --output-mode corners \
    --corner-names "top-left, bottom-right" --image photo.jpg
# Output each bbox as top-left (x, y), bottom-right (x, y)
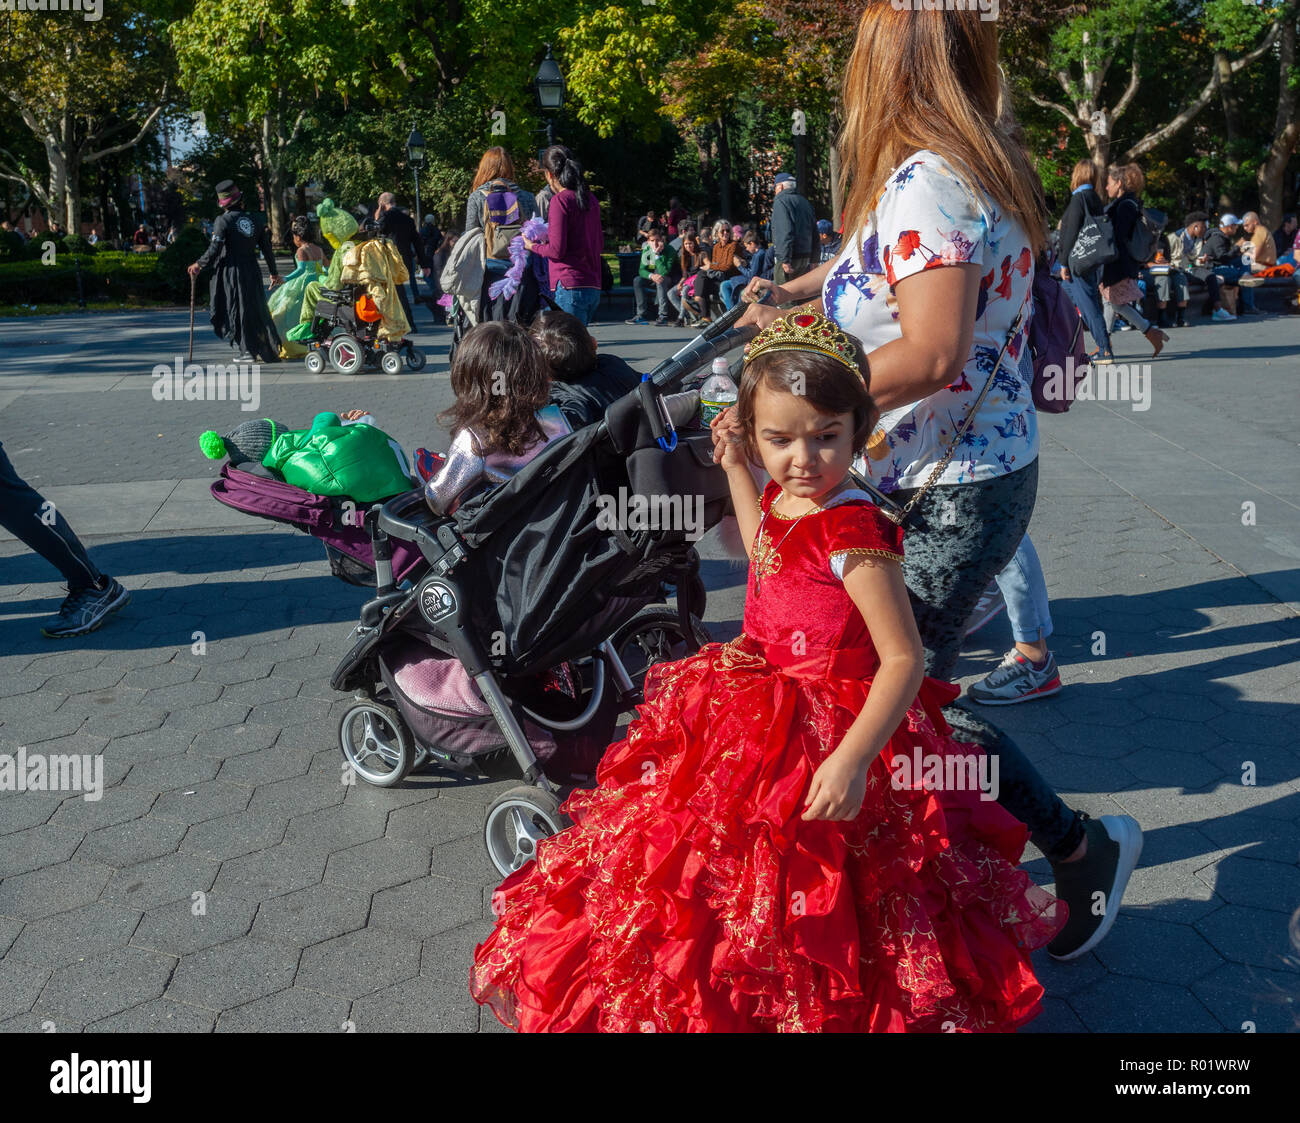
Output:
top-left (1063, 268), bottom-right (1111, 354)
top-left (553, 283), bottom-right (601, 326)
top-left (720, 277), bottom-right (745, 310)
top-left (0, 438), bottom-right (103, 590)
top-left (994, 533), bottom-right (1054, 644)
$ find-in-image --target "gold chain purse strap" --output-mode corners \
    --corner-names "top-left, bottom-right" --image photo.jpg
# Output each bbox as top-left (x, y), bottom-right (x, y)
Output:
top-left (873, 298), bottom-right (1028, 527)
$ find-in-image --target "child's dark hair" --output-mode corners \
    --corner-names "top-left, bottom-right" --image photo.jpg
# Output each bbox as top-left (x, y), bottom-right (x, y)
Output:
top-left (438, 321), bottom-right (551, 457)
top-left (529, 309), bottom-right (597, 382)
top-left (290, 215), bottom-right (312, 240)
top-left (735, 337), bottom-right (878, 463)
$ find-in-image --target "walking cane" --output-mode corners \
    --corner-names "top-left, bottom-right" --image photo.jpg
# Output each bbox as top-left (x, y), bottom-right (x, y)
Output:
top-left (188, 270), bottom-right (197, 363)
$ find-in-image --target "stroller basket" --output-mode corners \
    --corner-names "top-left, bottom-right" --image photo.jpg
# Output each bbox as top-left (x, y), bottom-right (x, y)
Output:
top-left (210, 465), bottom-right (426, 586)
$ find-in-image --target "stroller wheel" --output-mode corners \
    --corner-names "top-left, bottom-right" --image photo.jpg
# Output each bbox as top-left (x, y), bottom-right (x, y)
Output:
top-left (484, 785), bottom-right (571, 876)
top-left (611, 606), bottom-right (712, 703)
top-left (404, 345), bottom-right (427, 371)
top-left (339, 700), bottom-right (415, 786)
top-left (328, 334), bottom-right (365, 376)
top-left (380, 350), bottom-right (403, 375)
top-left (303, 349), bottom-right (325, 374)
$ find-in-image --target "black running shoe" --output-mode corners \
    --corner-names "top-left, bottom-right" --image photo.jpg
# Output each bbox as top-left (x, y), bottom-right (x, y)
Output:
top-left (42, 578), bottom-right (130, 639)
top-left (1048, 813), bottom-right (1143, 960)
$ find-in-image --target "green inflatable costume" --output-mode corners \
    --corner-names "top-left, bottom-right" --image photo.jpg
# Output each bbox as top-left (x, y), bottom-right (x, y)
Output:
top-left (261, 412), bottom-right (413, 502)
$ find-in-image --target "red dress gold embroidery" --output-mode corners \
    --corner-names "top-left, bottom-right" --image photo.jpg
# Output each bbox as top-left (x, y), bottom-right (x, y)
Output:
top-left (470, 480), bottom-right (1064, 1032)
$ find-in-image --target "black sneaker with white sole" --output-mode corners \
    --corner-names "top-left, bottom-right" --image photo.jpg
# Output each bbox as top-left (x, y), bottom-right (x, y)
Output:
top-left (1047, 813), bottom-right (1143, 961)
top-left (41, 577), bottom-right (130, 638)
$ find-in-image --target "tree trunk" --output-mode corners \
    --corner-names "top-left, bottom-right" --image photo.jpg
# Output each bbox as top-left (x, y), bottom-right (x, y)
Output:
top-left (1215, 50), bottom-right (1242, 175)
top-left (259, 110), bottom-right (291, 245)
top-left (828, 101), bottom-right (843, 230)
top-left (65, 162), bottom-right (81, 235)
top-left (1257, 15), bottom-right (1299, 229)
top-left (717, 116), bottom-right (732, 220)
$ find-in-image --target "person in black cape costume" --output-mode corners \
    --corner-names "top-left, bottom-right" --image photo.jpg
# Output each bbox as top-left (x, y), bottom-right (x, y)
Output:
top-left (188, 181), bottom-right (283, 363)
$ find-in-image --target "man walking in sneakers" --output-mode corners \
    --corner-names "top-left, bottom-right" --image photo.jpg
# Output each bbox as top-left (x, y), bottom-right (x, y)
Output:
top-left (0, 438), bottom-right (129, 638)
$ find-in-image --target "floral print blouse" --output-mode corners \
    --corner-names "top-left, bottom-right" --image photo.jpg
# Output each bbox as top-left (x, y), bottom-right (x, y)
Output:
top-left (822, 150), bottom-right (1037, 492)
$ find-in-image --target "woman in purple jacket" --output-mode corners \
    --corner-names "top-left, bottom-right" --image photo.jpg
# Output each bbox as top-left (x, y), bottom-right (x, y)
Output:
top-left (524, 146), bottom-right (604, 325)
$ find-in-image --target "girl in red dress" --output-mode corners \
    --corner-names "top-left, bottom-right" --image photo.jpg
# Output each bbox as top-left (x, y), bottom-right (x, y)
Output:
top-left (470, 310), bottom-right (1065, 1032)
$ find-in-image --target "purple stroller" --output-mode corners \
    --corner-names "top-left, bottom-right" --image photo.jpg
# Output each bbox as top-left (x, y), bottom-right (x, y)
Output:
top-left (210, 464), bottom-right (426, 587)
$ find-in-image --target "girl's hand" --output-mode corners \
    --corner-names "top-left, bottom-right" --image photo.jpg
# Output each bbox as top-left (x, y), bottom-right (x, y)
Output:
top-left (710, 406), bottom-right (748, 472)
top-left (339, 409), bottom-right (369, 421)
top-left (523, 238), bottom-right (536, 252)
top-left (801, 749), bottom-right (871, 822)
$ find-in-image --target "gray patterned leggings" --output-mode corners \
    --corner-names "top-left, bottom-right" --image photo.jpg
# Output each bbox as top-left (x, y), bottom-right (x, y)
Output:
top-left (890, 459), bottom-right (1085, 863)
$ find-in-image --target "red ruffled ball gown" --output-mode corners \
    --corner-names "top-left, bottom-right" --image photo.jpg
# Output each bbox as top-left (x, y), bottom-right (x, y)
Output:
top-left (471, 481), bottom-right (1065, 1032)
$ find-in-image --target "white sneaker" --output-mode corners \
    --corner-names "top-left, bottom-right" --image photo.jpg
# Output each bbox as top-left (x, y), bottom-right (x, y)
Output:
top-left (1211, 307), bottom-right (1236, 322)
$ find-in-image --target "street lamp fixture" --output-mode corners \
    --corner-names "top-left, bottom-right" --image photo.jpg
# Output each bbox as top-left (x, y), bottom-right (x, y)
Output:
top-left (534, 44), bottom-right (565, 149)
top-left (534, 44), bottom-right (565, 112)
top-left (406, 124), bottom-right (426, 231)
top-left (406, 127), bottom-right (426, 170)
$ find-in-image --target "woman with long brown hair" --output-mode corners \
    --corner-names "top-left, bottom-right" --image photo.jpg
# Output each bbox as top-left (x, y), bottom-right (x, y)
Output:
top-left (743, 2), bottom-right (1142, 964)
top-left (463, 146), bottom-right (538, 237)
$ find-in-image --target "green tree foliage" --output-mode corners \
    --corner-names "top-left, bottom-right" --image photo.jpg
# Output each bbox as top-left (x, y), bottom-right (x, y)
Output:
top-left (0, 3), bottom-right (179, 232)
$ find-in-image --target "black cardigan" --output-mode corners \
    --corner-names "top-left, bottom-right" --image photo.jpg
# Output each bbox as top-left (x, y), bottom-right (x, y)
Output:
top-left (1102, 191), bottom-right (1143, 284)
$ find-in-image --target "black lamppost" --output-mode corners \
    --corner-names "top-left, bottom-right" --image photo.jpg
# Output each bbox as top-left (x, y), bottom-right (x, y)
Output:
top-left (533, 44), bottom-right (565, 150)
top-left (406, 126), bottom-right (426, 224)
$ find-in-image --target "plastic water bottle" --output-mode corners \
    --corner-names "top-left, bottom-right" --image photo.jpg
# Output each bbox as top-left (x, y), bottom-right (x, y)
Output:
top-left (699, 358), bottom-right (738, 424)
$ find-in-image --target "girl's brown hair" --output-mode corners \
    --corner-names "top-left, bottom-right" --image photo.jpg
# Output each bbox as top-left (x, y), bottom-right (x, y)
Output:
top-left (735, 340), bottom-right (879, 464)
top-left (471, 147), bottom-right (516, 192)
top-left (1120, 163), bottom-right (1145, 196)
top-left (838, 3), bottom-right (1047, 257)
top-left (438, 321), bottom-right (552, 458)
top-left (1069, 159), bottom-right (1098, 192)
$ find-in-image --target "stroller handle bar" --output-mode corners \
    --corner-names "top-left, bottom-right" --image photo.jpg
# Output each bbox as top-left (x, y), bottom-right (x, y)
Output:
top-left (646, 295), bottom-right (761, 391)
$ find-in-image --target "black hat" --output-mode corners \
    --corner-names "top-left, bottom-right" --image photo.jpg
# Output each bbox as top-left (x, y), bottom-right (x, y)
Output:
top-left (215, 180), bottom-right (241, 206)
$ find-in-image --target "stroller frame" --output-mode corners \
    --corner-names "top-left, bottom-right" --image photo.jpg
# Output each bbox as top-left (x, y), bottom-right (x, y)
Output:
top-left (331, 301), bottom-right (759, 874)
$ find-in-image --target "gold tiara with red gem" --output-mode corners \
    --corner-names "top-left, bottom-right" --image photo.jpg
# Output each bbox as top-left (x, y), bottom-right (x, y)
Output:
top-left (742, 307), bottom-right (861, 377)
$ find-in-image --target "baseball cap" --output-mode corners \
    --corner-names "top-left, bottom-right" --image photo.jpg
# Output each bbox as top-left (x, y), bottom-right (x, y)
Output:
top-left (1219, 213), bottom-right (1241, 226)
top-left (817, 219), bottom-right (833, 235)
top-left (774, 173), bottom-right (795, 186)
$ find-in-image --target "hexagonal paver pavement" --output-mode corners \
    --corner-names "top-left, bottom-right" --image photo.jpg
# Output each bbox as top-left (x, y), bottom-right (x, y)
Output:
top-left (165, 937), bottom-right (300, 1011)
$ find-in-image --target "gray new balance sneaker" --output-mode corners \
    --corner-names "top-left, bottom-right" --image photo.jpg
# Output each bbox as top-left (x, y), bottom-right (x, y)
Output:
top-left (967, 648), bottom-right (1062, 705)
top-left (41, 578), bottom-right (130, 639)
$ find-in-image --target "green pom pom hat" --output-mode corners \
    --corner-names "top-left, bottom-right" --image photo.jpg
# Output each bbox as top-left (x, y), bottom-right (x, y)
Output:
top-left (198, 418), bottom-right (285, 465)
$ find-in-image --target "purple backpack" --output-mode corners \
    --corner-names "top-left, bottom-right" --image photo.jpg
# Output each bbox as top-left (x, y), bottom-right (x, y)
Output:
top-left (1028, 261), bottom-right (1089, 414)
top-left (483, 179), bottom-right (522, 261)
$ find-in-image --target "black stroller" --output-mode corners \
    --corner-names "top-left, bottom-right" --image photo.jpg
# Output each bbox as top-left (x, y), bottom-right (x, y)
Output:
top-left (330, 304), bottom-right (756, 875)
